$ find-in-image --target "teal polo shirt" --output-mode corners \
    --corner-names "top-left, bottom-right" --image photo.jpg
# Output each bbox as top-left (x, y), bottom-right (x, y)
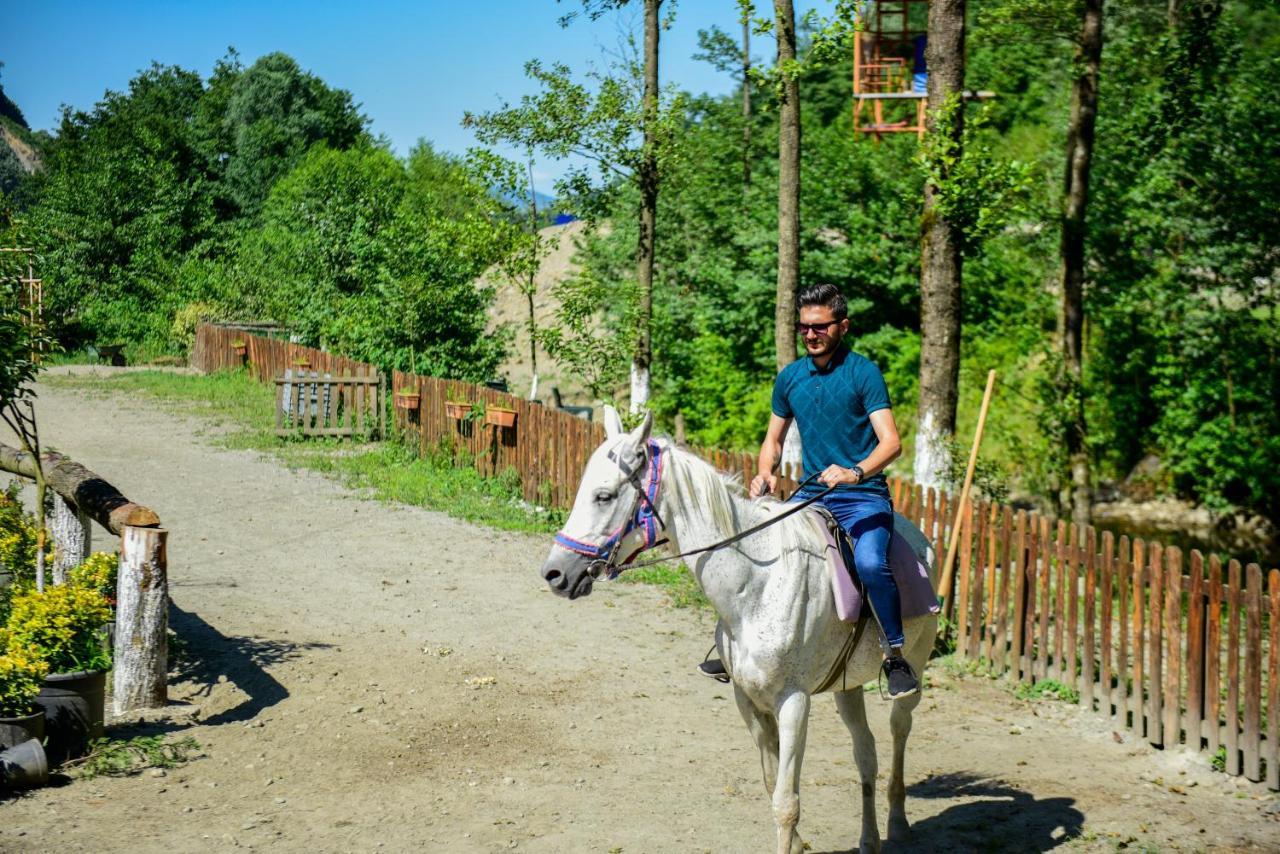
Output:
top-left (771, 344), bottom-right (892, 492)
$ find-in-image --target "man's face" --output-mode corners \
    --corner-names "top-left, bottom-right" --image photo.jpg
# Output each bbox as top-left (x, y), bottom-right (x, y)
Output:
top-left (797, 305), bottom-right (848, 358)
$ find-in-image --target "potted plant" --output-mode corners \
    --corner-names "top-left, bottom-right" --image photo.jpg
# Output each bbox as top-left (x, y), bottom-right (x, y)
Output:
top-left (444, 399), bottom-right (469, 420)
top-left (395, 385), bottom-right (421, 410)
top-left (485, 405), bottom-right (518, 429)
top-left (230, 338), bottom-right (247, 358)
top-left (0, 644), bottom-right (47, 750)
top-left (292, 355), bottom-right (312, 371)
top-left (70, 551), bottom-right (120, 649)
top-left (6, 584), bottom-right (112, 762)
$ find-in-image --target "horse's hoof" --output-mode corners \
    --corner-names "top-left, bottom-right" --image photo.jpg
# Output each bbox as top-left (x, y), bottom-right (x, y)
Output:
top-left (887, 815), bottom-right (911, 842)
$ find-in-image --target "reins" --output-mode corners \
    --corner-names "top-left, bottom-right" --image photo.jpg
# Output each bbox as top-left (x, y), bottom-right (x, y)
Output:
top-left (601, 471), bottom-right (836, 576)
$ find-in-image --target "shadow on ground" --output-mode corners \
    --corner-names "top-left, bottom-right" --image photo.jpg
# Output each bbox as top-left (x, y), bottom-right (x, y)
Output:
top-left (161, 603), bottom-right (332, 727)
top-left (810, 771), bottom-right (1084, 854)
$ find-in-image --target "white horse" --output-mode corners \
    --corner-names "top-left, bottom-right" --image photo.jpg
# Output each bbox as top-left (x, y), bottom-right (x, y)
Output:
top-left (540, 408), bottom-right (938, 854)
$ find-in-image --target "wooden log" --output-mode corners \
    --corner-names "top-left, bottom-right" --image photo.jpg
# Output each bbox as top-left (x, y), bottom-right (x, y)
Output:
top-left (1185, 550), bottom-right (1205, 750)
top-left (50, 492), bottom-right (91, 583)
top-left (1226, 559), bottom-right (1242, 776)
top-left (113, 526), bottom-right (169, 715)
top-left (0, 443), bottom-right (160, 535)
top-left (1206, 555), bottom-right (1223, 755)
top-left (1244, 563), bottom-right (1263, 780)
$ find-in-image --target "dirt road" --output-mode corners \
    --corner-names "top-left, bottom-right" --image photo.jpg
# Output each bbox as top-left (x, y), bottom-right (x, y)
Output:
top-left (1, 369), bottom-right (1276, 853)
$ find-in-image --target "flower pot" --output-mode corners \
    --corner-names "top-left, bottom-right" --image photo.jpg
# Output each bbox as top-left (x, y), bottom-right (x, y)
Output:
top-left (231, 343), bottom-right (247, 358)
top-left (0, 739), bottom-right (49, 790)
top-left (444, 401), bottom-right (469, 420)
top-left (292, 358), bottom-right (311, 370)
top-left (37, 670), bottom-right (106, 764)
top-left (0, 709), bottom-right (45, 751)
top-left (485, 407), bottom-right (517, 428)
top-left (395, 391), bottom-right (420, 410)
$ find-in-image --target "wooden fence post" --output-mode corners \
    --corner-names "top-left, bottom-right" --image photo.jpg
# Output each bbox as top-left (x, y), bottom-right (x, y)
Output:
top-left (50, 493), bottom-right (91, 584)
top-left (114, 526), bottom-right (169, 715)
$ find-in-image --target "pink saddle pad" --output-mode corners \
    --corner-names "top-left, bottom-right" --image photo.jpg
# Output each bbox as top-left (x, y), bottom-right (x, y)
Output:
top-left (808, 511), bottom-right (941, 623)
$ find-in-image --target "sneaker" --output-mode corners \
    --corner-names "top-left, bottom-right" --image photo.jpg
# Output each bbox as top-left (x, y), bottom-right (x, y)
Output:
top-left (697, 658), bottom-right (731, 683)
top-left (881, 655), bottom-right (919, 699)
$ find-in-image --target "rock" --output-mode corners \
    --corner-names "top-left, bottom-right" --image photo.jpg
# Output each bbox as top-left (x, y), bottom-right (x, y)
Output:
top-left (150, 769), bottom-right (167, 778)
top-left (350, 706), bottom-right (363, 714)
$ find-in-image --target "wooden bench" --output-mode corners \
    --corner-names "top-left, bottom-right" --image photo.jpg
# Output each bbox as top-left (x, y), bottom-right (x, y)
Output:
top-left (275, 370), bottom-right (385, 439)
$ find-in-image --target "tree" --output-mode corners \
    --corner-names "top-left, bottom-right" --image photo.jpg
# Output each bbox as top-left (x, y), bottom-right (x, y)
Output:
top-left (1059, 0), bottom-right (1105, 524)
top-left (466, 1), bottom-right (680, 411)
top-left (913, 0), bottom-right (968, 490)
top-left (773, 0), bottom-right (801, 374)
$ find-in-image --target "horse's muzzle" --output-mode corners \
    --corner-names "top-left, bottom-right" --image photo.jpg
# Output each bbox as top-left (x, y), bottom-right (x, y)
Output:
top-left (540, 549), bottom-right (595, 599)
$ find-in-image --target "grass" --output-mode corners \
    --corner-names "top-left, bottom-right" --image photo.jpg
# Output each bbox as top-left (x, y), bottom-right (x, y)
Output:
top-left (1013, 678), bottom-right (1081, 704)
top-left (70, 735), bottom-right (201, 778)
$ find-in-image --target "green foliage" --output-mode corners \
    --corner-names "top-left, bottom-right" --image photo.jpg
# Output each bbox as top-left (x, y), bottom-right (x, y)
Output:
top-left (1014, 678), bottom-right (1080, 704)
top-left (73, 735), bottom-right (201, 778)
top-left (69, 552), bottom-right (119, 603)
top-left (0, 481), bottom-right (46, 599)
top-left (5, 583), bottom-right (113, 674)
top-left (0, 644), bottom-right (47, 718)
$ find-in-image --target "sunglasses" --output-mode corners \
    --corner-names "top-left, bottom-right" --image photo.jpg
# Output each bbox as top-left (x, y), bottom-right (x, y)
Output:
top-left (795, 321), bottom-right (839, 335)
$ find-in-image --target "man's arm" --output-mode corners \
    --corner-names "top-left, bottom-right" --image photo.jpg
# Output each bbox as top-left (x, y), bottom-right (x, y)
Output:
top-left (749, 414), bottom-right (791, 498)
top-left (817, 408), bottom-right (903, 487)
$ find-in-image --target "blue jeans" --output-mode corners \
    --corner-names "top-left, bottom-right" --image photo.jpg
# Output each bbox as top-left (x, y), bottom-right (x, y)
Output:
top-left (793, 487), bottom-right (904, 648)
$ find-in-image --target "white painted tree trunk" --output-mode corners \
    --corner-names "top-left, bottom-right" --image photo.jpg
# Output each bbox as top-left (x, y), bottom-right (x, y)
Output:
top-left (529, 372), bottom-right (539, 402)
top-left (114, 526), bottom-right (169, 715)
top-left (913, 409), bottom-right (952, 490)
top-left (50, 493), bottom-right (91, 585)
top-left (630, 361), bottom-right (650, 414)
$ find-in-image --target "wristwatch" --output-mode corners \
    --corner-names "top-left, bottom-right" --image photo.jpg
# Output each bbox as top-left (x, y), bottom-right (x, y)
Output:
top-left (850, 465), bottom-right (865, 483)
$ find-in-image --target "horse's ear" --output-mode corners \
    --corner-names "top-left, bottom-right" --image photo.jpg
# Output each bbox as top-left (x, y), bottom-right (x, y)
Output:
top-left (630, 409), bottom-right (653, 445)
top-left (603, 405), bottom-right (624, 438)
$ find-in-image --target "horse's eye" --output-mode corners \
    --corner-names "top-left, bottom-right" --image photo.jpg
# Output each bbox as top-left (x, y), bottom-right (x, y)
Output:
top-left (594, 489), bottom-right (615, 504)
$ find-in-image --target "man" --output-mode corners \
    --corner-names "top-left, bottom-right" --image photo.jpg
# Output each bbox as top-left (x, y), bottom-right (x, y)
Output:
top-left (700, 283), bottom-right (919, 698)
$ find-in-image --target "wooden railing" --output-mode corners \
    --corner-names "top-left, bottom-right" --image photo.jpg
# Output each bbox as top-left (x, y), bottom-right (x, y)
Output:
top-left (192, 323), bottom-right (1277, 788)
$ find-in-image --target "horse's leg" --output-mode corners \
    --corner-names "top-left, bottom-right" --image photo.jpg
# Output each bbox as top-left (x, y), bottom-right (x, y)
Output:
top-left (887, 626), bottom-right (931, 841)
top-left (833, 687), bottom-right (881, 854)
top-left (732, 684), bottom-right (779, 794)
top-left (772, 691), bottom-right (810, 854)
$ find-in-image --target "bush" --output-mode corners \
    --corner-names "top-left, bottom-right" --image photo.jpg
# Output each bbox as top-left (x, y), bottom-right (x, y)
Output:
top-left (69, 552), bottom-right (119, 604)
top-left (0, 644), bottom-right (48, 717)
top-left (6, 584), bottom-right (112, 674)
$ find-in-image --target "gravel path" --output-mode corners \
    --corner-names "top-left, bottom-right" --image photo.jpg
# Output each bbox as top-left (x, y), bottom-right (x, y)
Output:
top-left (1, 368), bottom-right (1276, 853)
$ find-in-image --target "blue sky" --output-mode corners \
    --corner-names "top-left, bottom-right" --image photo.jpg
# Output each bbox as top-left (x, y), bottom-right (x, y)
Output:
top-left (3, 0), bottom-right (827, 186)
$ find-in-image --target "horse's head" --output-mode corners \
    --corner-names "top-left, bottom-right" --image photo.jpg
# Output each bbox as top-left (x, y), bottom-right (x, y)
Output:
top-left (540, 405), bottom-right (658, 599)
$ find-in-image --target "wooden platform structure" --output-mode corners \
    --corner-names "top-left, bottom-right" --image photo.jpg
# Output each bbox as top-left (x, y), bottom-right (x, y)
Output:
top-left (852, 0), bottom-right (994, 141)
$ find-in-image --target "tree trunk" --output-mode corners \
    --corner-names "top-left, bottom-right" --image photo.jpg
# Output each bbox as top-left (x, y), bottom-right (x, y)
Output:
top-left (742, 12), bottom-right (752, 201)
top-left (526, 160), bottom-right (540, 398)
top-left (631, 0), bottom-right (661, 413)
top-left (113, 525), bottom-right (169, 715)
top-left (50, 492), bottom-right (91, 585)
top-left (914, 0), bottom-right (967, 490)
top-left (774, 0), bottom-right (801, 374)
top-left (0, 443), bottom-right (161, 534)
top-left (1060, 0), bottom-right (1103, 526)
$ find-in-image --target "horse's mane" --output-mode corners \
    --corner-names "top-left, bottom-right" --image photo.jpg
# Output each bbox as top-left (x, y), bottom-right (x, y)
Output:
top-left (657, 438), bottom-right (823, 559)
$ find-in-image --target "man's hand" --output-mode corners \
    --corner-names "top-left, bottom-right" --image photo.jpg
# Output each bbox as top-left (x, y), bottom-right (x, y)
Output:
top-left (749, 473), bottom-right (777, 498)
top-left (818, 464), bottom-right (862, 487)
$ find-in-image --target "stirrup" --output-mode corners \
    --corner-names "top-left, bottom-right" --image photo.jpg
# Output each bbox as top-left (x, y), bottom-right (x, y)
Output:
top-left (698, 646), bottom-right (731, 683)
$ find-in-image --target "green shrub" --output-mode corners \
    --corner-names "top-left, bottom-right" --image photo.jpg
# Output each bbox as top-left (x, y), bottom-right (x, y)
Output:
top-left (6, 583), bottom-right (113, 674)
top-left (0, 644), bottom-right (48, 717)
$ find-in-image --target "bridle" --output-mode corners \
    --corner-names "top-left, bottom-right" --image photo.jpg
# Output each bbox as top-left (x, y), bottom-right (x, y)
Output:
top-left (553, 439), bottom-right (668, 580)
top-left (553, 438), bottom-right (837, 580)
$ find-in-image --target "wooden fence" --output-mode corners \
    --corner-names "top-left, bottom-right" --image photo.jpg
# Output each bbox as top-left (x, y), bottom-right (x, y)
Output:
top-left (193, 323), bottom-right (1277, 788)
